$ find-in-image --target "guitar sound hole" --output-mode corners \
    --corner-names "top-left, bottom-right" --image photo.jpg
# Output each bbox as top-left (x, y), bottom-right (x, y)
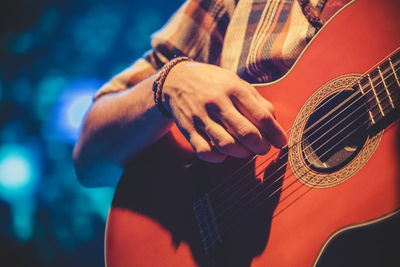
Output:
top-left (301, 90), bottom-right (369, 173)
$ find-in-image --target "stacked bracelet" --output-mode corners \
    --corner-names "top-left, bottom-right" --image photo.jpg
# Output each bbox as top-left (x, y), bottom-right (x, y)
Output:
top-left (152, 56), bottom-right (193, 117)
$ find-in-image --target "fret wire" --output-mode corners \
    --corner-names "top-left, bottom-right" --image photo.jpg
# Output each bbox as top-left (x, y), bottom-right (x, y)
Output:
top-left (379, 61), bottom-right (397, 92)
top-left (382, 91), bottom-right (399, 114)
top-left (389, 57), bottom-right (400, 87)
top-left (380, 61), bottom-right (396, 79)
top-left (377, 66), bottom-right (395, 108)
top-left (357, 81), bottom-right (376, 124)
top-left (372, 56), bottom-right (399, 84)
top-left (367, 74), bottom-right (385, 116)
top-left (356, 55), bottom-right (400, 125)
top-left (389, 57), bottom-right (400, 109)
top-left (369, 67), bottom-right (394, 112)
top-left (376, 66), bottom-right (395, 112)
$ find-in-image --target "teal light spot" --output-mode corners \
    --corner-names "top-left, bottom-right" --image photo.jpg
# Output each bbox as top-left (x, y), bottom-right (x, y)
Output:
top-left (0, 156), bottom-right (30, 188)
top-left (84, 187), bottom-right (114, 221)
top-left (13, 199), bottom-right (34, 242)
top-left (0, 144), bottom-right (38, 199)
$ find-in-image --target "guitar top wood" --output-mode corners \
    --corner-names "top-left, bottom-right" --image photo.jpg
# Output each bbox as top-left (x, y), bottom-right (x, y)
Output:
top-left (105, 0), bottom-right (400, 266)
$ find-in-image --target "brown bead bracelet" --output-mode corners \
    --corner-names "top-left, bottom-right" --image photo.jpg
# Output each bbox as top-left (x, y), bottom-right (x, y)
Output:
top-left (152, 56), bottom-right (193, 117)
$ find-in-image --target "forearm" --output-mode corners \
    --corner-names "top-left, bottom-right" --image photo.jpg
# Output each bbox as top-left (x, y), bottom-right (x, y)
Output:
top-left (73, 61), bottom-right (287, 187)
top-left (73, 75), bottom-right (173, 187)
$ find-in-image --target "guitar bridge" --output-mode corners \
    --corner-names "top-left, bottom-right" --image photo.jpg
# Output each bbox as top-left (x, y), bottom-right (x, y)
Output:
top-left (193, 193), bottom-right (222, 261)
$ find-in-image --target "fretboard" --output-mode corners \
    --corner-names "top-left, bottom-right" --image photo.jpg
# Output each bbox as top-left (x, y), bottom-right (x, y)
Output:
top-left (356, 50), bottom-right (400, 132)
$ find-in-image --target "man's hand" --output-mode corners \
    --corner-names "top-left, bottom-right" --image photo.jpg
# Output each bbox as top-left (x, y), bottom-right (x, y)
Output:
top-left (162, 61), bottom-right (287, 163)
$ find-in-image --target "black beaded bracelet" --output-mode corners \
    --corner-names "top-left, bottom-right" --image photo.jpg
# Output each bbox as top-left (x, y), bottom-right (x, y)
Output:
top-left (152, 56), bottom-right (193, 117)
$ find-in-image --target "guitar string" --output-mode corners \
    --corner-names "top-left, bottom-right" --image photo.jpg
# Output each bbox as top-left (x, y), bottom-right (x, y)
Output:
top-left (217, 103), bottom-right (399, 235)
top-left (214, 86), bottom-right (397, 224)
top-left (214, 87), bottom-right (399, 227)
top-left (205, 121), bottom-right (400, 254)
top-left (216, 91), bottom-right (398, 233)
top-left (209, 55), bottom-right (399, 201)
top-left (196, 57), bottom-right (399, 248)
top-left (217, 115), bottom-right (388, 232)
top-left (209, 60), bottom-right (400, 208)
top-left (212, 83), bottom-right (369, 211)
top-left (210, 68), bottom-right (399, 226)
top-left (198, 83), bottom-right (399, 248)
top-left (212, 77), bottom-right (397, 214)
top-left (218, 120), bottom-right (400, 237)
top-left (198, 82), bottom-right (399, 251)
top-left (202, 49), bottom-right (400, 251)
top-left (207, 53), bottom-right (400, 201)
top-left (273, 118), bottom-right (400, 220)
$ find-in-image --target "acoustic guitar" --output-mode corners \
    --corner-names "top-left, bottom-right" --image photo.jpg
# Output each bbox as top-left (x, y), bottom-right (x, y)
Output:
top-left (105, 0), bottom-right (400, 266)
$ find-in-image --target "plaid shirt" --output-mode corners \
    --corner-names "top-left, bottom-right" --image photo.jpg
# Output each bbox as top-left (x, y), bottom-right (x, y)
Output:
top-left (95, 0), bottom-right (350, 100)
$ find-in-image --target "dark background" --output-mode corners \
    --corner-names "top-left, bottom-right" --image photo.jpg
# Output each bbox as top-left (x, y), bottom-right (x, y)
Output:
top-left (0, 0), bottom-right (182, 265)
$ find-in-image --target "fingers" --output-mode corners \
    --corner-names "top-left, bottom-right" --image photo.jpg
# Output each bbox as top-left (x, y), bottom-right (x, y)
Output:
top-left (189, 133), bottom-right (227, 163)
top-left (164, 62), bottom-right (287, 163)
top-left (183, 116), bottom-right (252, 162)
top-left (175, 116), bottom-right (227, 163)
top-left (213, 103), bottom-right (272, 155)
top-left (200, 118), bottom-right (252, 158)
top-left (177, 113), bottom-right (253, 162)
top-left (175, 87), bottom-right (286, 163)
top-left (230, 82), bottom-right (287, 148)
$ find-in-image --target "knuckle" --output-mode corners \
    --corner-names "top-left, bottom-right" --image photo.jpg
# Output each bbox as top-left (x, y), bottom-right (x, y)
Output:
top-left (258, 112), bottom-right (274, 125)
top-left (216, 138), bottom-right (236, 151)
top-left (219, 109), bottom-right (234, 122)
top-left (224, 79), bottom-right (246, 95)
top-left (267, 104), bottom-right (276, 117)
top-left (236, 127), bottom-right (268, 154)
top-left (228, 85), bottom-right (246, 99)
top-left (263, 102), bottom-right (276, 118)
top-left (203, 91), bottom-right (221, 102)
top-left (237, 127), bottom-right (258, 141)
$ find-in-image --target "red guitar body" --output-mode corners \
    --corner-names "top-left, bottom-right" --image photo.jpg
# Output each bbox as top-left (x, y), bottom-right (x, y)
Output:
top-left (106, 0), bottom-right (400, 266)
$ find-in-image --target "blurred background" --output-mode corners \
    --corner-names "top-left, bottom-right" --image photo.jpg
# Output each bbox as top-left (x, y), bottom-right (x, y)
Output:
top-left (0, 0), bottom-right (182, 265)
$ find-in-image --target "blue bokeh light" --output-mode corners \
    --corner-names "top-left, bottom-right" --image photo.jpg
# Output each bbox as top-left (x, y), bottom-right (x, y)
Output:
top-left (0, 144), bottom-right (39, 242)
top-left (0, 155), bottom-right (30, 188)
top-left (0, 144), bottom-right (38, 196)
top-left (0, 0), bottom-right (183, 264)
top-left (53, 79), bottom-right (101, 143)
top-left (65, 93), bottom-right (93, 130)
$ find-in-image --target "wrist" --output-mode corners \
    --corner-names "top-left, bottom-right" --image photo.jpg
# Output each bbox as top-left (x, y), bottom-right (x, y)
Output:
top-left (152, 57), bottom-right (193, 117)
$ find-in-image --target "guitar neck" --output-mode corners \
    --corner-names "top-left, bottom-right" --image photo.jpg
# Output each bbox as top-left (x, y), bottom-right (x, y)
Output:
top-left (357, 49), bottom-right (400, 134)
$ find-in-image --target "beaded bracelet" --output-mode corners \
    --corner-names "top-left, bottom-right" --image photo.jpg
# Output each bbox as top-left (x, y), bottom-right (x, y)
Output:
top-left (152, 56), bottom-right (193, 117)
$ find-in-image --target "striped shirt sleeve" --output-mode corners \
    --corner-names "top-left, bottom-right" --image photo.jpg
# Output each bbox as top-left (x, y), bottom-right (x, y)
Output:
top-left (94, 0), bottom-right (233, 100)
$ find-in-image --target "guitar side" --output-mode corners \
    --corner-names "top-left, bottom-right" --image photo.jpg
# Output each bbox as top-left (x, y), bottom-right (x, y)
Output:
top-left (105, 0), bottom-right (400, 266)
top-left (313, 209), bottom-right (400, 266)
